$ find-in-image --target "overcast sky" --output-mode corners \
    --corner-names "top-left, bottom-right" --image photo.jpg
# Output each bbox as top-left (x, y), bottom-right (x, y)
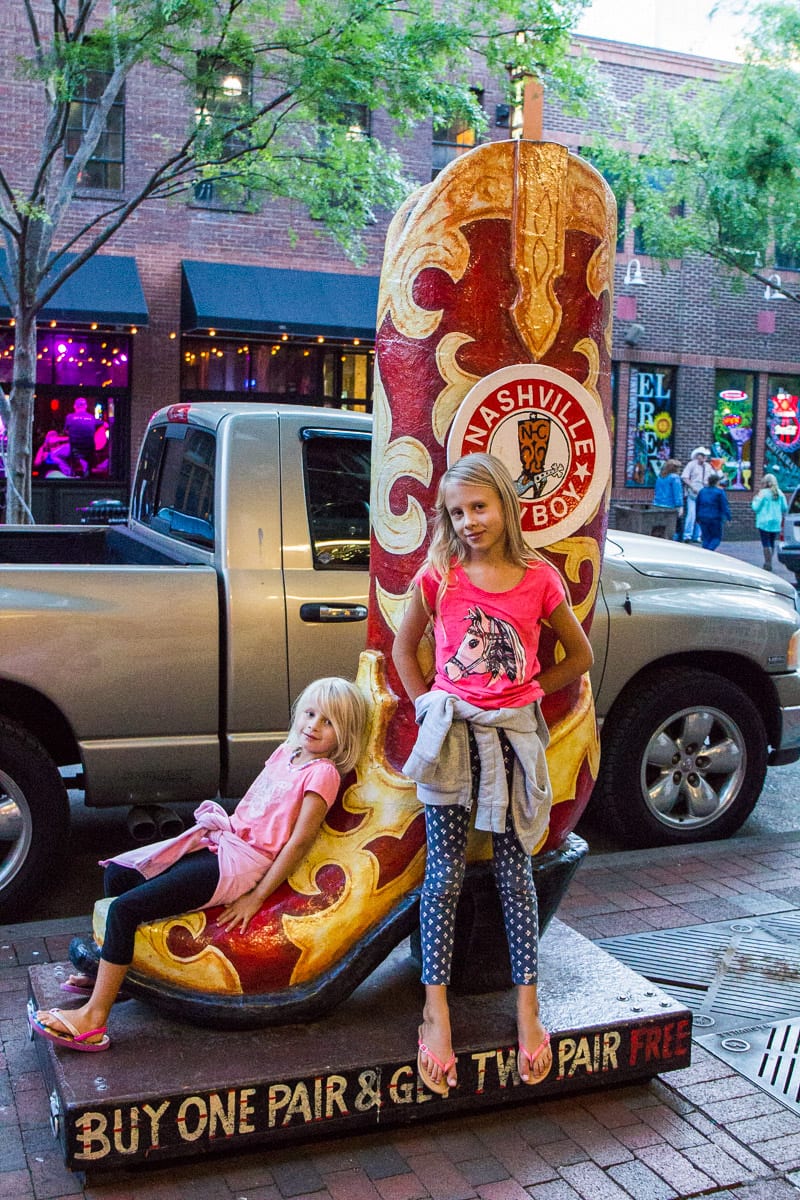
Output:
top-left (576, 0), bottom-right (751, 61)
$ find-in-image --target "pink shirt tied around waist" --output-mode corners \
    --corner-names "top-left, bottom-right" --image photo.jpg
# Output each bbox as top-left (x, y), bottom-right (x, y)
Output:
top-left (101, 744), bottom-right (341, 908)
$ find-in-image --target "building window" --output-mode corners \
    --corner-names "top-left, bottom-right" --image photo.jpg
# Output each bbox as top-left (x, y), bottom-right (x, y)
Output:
top-left (633, 169), bottom-right (684, 257)
top-left (0, 328), bottom-right (130, 483)
top-left (192, 55), bottom-right (253, 211)
top-left (0, 331), bottom-right (130, 484)
top-left (579, 150), bottom-right (626, 252)
top-left (625, 364), bottom-right (676, 487)
top-left (65, 70), bottom-right (124, 190)
top-left (181, 335), bottom-right (373, 409)
top-left (432, 93), bottom-right (482, 179)
top-left (765, 374), bottom-right (800, 493)
top-left (338, 103), bottom-right (370, 140)
top-left (774, 242), bottom-right (800, 272)
top-left (713, 371), bottom-right (754, 491)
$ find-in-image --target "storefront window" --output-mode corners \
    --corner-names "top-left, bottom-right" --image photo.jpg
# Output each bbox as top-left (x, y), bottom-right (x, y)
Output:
top-left (625, 364), bottom-right (675, 486)
top-left (765, 373), bottom-right (800, 492)
top-left (32, 392), bottom-right (122, 481)
top-left (0, 329), bottom-right (130, 389)
top-left (182, 336), bottom-right (373, 409)
top-left (0, 328), bottom-right (129, 483)
top-left (712, 371), bottom-right (754, 490)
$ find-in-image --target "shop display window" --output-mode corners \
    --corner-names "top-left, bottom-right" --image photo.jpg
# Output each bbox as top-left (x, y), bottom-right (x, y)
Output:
top-left (625, 364), bottom-right (676, 486)
top-left (182, 336), bottom-right (373, 409)
top-left (0, 329), bottom-right (130, 484)
top-left (713, 371), bottom-right (754, 491)
top-left (765, 373), bottom-right (800, 492)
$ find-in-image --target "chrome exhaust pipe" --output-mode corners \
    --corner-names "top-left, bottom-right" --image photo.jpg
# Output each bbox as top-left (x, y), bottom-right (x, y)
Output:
top-left (153, 805), bottom-right (185, 839)
top-left (127, 805), bottom-right (157, 843)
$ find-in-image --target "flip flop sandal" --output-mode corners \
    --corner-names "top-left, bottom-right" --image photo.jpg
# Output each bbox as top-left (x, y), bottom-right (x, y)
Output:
top-left (518, 1032), bottom-right (551, 1085)
top-left (417, 1025), bottom-right (456, 1097)
top-left (59, 975), bottom-right (94, 995)
top-left (29, 1007), bottom-right (110, 1053)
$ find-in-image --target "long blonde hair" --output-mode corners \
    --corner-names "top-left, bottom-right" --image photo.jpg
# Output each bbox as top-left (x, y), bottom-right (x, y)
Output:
top-left (427, 453), bottom-right (538, 582)
top-left (289, 677), bottom-right (367, 775)
top-left (762, 473), bottom-right (782, 500)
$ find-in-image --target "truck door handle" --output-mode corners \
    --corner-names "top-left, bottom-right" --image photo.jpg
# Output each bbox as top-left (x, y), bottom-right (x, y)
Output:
top-left (300, 603), bottom-right (368, 623)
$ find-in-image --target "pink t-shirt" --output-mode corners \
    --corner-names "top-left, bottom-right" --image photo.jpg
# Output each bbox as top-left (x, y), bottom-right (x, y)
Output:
top-left (417, 560), bottom-right (565, 708)
top-left (231, 742), bottom-right (341, 855)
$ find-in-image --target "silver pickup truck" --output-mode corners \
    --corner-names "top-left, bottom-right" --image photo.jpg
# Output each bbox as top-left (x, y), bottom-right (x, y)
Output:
top-left (1, 401), bottom-right (799, 914)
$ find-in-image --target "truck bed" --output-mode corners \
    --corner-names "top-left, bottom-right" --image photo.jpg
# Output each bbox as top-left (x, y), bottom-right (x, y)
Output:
top-left (0, 525), bottom-right (192, 566)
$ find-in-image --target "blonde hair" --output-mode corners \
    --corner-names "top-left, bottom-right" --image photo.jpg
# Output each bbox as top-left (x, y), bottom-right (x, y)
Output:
top-left (289, 677), bottom-right (367, 775)
top-left (762, 473), bottom-right (781, 499)
top-left (427, 453), bottom-right (537, 581)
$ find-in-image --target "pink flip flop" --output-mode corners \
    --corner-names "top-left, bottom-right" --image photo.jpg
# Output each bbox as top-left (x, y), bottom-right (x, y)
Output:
top-left (417, 1025), bottom-right (457, 1097)
top-left (518, 1032), bottom-right (551, 1084)
top-left (59, 977), bottom-right (93, 996)
top-left (29, 1008), bottom-right (110, 1053)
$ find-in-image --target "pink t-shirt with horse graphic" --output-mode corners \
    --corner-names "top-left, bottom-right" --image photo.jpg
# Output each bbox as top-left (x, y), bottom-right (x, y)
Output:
top-left (416, 561), bottom-right (565, 709)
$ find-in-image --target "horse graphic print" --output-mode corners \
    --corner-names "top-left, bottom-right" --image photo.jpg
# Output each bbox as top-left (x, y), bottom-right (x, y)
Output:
top-left (443, 605), bottom-right (527, 686)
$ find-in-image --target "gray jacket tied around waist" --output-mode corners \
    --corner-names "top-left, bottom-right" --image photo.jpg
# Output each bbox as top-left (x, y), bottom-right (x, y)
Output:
top-left (402, 690), bottom-right (552, 855)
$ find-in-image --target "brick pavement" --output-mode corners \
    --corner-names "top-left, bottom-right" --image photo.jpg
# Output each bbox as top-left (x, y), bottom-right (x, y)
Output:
top-left (3, 834), bottom-right (800, 1199)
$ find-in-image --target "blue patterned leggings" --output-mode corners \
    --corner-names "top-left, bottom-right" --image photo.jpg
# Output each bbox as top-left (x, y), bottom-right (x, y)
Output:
top-left (420, 803), bottom-right (539, 986)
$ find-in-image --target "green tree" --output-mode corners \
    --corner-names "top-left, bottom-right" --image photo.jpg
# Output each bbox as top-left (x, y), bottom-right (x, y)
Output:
top-left (0, 0), bottom-right (593, 523)
top-left (587, 1), bottom-right (800, 301)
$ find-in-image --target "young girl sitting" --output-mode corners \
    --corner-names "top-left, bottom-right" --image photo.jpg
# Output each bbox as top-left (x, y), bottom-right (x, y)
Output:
top-left (29, 677), bottom-right (367, 1052)
top-left (393, 452), bottom-right (593, 1096)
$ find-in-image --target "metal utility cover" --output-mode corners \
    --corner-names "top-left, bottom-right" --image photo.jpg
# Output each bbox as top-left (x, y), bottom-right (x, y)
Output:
top-left (598, 911), bottom-right (800, 1115)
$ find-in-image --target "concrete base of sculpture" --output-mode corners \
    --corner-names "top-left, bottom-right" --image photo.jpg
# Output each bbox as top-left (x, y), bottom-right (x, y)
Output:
top-left (28, 919), bottom-right (691, 1176)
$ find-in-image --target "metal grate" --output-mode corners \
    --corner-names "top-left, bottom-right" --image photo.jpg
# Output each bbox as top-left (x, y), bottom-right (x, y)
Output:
top-left (694, 1019), bottom-right (800, 1116)
top-left (598, 914), bottom-right (800, 1116)
top-left (597, 917), bottom-right (800, 1025)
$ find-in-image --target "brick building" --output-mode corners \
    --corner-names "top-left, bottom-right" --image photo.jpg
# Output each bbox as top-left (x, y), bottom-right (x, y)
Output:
top-left (2, 28), bottom-right (797, 532)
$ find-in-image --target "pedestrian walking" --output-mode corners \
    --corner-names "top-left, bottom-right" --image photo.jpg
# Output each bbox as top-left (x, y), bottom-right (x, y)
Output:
top-left (681, 447), bottom-right (712, 543)
top-left (751, 473), bottom-right (788, 571)
top-left (653, 459), bottom-right (684, 540)
top-left (696, 473), bottom-right (731, 551)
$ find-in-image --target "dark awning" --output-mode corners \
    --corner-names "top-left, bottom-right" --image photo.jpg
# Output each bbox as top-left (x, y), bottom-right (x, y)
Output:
top-left (181, 260), bottom-right (380, 340)
top-left (0, 251), bottom-right (148, 326)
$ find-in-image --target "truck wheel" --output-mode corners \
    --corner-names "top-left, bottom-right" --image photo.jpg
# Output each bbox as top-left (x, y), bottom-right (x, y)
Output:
top-left (595, 667), bottom-right (767, 848)
top-left (0, 720), bottom-right (69, 916)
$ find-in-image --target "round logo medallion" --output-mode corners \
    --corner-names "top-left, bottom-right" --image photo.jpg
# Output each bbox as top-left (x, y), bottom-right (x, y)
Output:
top-left (447, 364), bottom-right (611, 547)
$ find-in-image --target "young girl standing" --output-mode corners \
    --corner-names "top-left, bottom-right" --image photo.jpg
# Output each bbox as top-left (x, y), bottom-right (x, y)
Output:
top-left (29, 677), bottom-right (367, 1052)
top-left (393, 453), bottom-right (593, 1096)
top-left (752, 473), bottom-right (788, 571)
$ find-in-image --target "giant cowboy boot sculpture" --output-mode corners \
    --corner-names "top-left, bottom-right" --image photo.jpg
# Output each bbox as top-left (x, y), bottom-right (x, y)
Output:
top-left (78, 141), bottom-right (615, 1027)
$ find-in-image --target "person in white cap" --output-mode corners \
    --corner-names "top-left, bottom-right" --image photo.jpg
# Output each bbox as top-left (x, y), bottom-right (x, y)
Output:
top-left (681, 447), bottom-right (713, 543)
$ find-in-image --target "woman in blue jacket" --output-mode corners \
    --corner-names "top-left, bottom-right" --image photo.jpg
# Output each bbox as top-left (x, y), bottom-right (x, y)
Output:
top-left (695, 474), bottom-right (731, 551)
top-left (653, 459), bottom-right (684, 540)
top-left (752, 474), bottom-right (788, 571)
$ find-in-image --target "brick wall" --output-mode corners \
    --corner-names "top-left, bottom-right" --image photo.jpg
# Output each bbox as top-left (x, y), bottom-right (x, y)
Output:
top-left (1, 17), bottom-right (798, 533)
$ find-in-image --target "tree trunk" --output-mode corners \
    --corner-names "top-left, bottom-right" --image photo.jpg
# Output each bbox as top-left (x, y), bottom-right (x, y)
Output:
top-left (6, 315), bottom-right (37, 525)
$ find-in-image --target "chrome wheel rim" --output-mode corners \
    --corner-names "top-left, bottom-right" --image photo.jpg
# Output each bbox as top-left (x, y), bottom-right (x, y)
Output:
top-left (0, 770), bottom-right (33, 894)
top-left (640, 705), bottom-right (747, 831)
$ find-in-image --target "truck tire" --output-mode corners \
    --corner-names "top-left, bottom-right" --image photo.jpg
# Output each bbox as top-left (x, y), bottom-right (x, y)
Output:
top-left (0, 719), bottom-right (69, 916)
top-left (594, 667), bottom-right (767, 848)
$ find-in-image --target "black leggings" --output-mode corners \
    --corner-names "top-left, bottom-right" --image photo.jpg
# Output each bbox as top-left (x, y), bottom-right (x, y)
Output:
top-left (101, 851), bottom-right (221, 966)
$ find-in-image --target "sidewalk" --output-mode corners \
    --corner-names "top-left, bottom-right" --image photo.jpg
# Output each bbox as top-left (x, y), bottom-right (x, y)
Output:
top-left (3, 834), bottom-right (800, 1199)
top-left (720, 538), bottom-right (796, 586)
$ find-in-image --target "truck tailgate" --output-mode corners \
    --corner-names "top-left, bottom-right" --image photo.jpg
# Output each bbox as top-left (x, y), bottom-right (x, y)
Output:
top-left (0, 564), bottom-right (220, 805)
